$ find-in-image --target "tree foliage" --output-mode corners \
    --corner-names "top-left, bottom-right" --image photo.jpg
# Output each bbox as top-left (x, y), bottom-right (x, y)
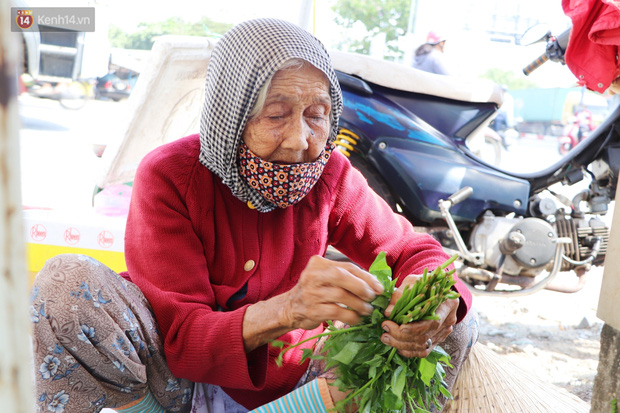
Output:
top-left (331, 0), bottom-right (411, 59)
top-left (109, 17), bottom-right (233, 50)
top-left (480, 68), bottom-right (538, 90)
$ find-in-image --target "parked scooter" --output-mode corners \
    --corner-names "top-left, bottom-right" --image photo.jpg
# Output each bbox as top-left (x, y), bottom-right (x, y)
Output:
top-left (558, 108), bottom-right (596, 155)
top-left (21, 73), bottom-right (96, 110)
top-left (328, 26), bottom-right (615, 296)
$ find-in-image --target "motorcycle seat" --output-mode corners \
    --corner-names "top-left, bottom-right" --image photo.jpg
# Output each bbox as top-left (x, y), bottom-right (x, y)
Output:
top-left (329, 50), bottom-right (504, 106)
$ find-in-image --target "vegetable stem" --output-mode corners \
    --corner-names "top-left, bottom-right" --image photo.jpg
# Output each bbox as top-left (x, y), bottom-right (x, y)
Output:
top-left (386, 347), bottom-right (398, 364)
top-left (339, 375), bottom-right (379, 407)
top-left (275, 253), bottom-right (460, 412)
top-left (274, 324), bottom-right (367, 357)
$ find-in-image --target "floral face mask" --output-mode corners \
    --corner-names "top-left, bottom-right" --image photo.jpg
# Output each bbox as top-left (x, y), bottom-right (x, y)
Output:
top-left (237, 142), bottom-right (333, 209)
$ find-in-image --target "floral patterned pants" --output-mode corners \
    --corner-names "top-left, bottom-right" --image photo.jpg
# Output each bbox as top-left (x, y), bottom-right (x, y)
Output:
top-left (30, 254), bottom-right (193, 413)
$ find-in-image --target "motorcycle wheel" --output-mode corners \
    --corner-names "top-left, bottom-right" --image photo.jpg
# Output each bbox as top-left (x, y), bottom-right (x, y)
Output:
top-left (348, 153), bottom-right (397, 211)
top-left (558, 141), bottom-right (573, 155)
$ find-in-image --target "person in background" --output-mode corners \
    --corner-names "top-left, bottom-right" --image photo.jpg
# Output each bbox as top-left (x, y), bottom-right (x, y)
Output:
top-left (492, 85), bottom-right (516, 149)
top-left (30, 18), bottom-right (477, 413)
top-left (412, 31), bottom-right (451, 75)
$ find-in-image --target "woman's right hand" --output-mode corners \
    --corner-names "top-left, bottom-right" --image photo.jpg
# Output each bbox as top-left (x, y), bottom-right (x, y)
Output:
top-left (279, 255), bottom-right (385, 330)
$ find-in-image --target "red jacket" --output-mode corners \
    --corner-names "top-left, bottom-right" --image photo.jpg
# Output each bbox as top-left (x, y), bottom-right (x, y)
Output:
top-left (563, 0), bottom-right (620, 93)
top-left (122, 134), bottom-right (472, 409)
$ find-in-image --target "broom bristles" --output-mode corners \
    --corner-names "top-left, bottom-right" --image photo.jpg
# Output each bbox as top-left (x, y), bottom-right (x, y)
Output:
top-left (443, 343), bottom-right (590, 413)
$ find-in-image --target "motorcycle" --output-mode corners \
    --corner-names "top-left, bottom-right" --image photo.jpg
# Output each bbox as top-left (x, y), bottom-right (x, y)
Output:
top-left (558, 108), bottom-right (596, 155)
top-left (327, 26), bottom-right (615, 296)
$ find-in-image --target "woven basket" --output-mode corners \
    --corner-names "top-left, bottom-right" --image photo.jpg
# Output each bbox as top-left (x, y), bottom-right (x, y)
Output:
top-left (443, 343), bottom-right (590, 413)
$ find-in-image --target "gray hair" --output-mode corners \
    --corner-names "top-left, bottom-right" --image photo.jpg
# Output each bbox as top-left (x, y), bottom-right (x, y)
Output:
top-left (248, 58), bottom-right (325, 119)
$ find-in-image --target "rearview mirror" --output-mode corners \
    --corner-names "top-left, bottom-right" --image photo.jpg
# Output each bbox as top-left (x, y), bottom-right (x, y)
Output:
top-left (520, 24), bottom-right (551, 46)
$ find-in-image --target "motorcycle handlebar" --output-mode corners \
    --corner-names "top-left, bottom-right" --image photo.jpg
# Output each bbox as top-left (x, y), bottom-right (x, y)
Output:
top-left (523, 54), bottom-right (549, 76)
top-left (555, 28), bottom-right (571, 53)
top-left (522, 27), bottom-right (571, 76)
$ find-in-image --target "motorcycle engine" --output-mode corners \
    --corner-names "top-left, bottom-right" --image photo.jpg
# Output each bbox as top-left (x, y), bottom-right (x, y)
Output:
top-left (470, 213), bottom-right (558, 276)
top-left (470, 211), bottom-right (609, 276)
top-left (555, 214), bottom-right (609, 271)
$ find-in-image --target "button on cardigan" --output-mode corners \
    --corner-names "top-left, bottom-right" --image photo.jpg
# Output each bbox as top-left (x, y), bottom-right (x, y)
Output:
top-left (122, 134), bottom-right (472, 410)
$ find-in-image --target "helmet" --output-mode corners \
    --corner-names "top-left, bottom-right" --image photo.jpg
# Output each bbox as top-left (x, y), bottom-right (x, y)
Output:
top-left (426, 31), bottom-right (446, 45)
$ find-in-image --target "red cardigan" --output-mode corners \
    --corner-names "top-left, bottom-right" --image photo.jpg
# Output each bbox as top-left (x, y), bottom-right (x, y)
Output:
top-left (562, 0), bottom-right (620, 93)
top-left (122, 134), bottom-right (472, 409)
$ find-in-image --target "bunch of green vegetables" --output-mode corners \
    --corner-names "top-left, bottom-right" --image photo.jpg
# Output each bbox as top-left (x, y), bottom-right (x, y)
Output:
top-left (273, 252), bottom-right (460, 413)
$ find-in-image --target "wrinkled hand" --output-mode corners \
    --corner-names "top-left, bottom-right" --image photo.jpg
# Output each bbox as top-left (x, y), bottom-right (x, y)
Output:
top-left (381, 274), bottom-right (459, 358)
top-left (280, 256), bottom-right (384, 331)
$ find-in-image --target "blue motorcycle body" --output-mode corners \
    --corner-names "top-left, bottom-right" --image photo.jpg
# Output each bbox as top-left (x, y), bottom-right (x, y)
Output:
top-left (337, 72), bottom-right (530, 223)
top-left (332, 57), bottom-right (619, 295)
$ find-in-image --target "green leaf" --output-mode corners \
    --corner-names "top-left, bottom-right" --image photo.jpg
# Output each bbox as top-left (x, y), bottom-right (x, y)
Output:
top-left (431, 345), bottom-right (450, 358)
top-left (435, 362), bottom-right (446, 378)
top-left (369, 365), bottom-right (378, 379)
top-left (381, 389), bottom-right (400, 411)
top-left (367, 354), bottom-right (385, 367)
top-left (360, 399), bottom-right (373, 413)
top-left (368, 251), bottom-right (392, 288)
top-left (438, 384), bottom-right (453, 399)
top-left (390, 365), bottom-right (407, 397)
top-left (270, 340), bottom-right (285, 348)
top-left (394, 352), bottom-right (409, 370)
top-left (418, 357), bottom-right (437, 387)
top-left (331, 341), bottom-right (364, 365)
top-left (414, 379), bottom-right (427, 410)
top-left (371, 294), bottom-right (390, 311)
top-left (428, 346), bottom-right (452, 367)
top-left (370, 308), bottom-right (385, 325)
top-left (300, 348), bottom-right (314, 363)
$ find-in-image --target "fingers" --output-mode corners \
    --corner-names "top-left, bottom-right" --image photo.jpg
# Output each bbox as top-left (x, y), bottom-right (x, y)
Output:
top-left (380, 298), bottom-right (460, 358)
top-left (284, 256), bottom-right (384, 329)
top-left (434, 297), bottom-right (459, 326)
top-left (380, 319), bottom-right (436, 357)
top-left (383, 290), bottom-right (401, 318)
top-left (313, 259), bottom-right (384, 322)
top-left (308, 256), bottom-right (383, 300)
top-left (381, 321), bottom-right (453, 358)
top-left (384, 274), bottom-right (421, 318)
top-left (301, 302), bottom-right (367, 327)
top-left (318, 286), bottom-right (374, 318)
top-left (336, 259), bottom-right (385, 296)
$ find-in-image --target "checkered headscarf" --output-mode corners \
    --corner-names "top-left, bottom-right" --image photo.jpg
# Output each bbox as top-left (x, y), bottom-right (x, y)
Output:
top-left (198, 18), bottom-right (343, 213)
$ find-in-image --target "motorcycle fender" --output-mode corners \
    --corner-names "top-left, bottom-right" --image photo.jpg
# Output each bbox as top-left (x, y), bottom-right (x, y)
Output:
top-left (366, 137), bottom-right (530, 223)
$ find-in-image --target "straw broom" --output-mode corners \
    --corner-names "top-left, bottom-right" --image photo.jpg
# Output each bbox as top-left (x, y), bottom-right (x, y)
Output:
top-left (443, 343), bottom-right (590, 413)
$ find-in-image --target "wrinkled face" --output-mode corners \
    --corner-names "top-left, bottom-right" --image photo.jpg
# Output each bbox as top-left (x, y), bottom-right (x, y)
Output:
top-left (242, 64), bottom-right (331, 164)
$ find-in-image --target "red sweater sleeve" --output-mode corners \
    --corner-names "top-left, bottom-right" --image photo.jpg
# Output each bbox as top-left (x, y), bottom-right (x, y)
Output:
top-left (124, 138), bottom-right (269, 390)
top-left (325, 151), bottom-right (472, 322)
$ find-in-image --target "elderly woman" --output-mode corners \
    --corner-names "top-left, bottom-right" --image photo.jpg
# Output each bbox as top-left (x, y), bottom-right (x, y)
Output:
top-left (30, 18), bottom-right (476, 413)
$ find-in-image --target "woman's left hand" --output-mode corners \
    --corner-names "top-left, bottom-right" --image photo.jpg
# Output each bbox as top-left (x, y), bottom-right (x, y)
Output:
top-left (380, 274), bottom-right (459, 358)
